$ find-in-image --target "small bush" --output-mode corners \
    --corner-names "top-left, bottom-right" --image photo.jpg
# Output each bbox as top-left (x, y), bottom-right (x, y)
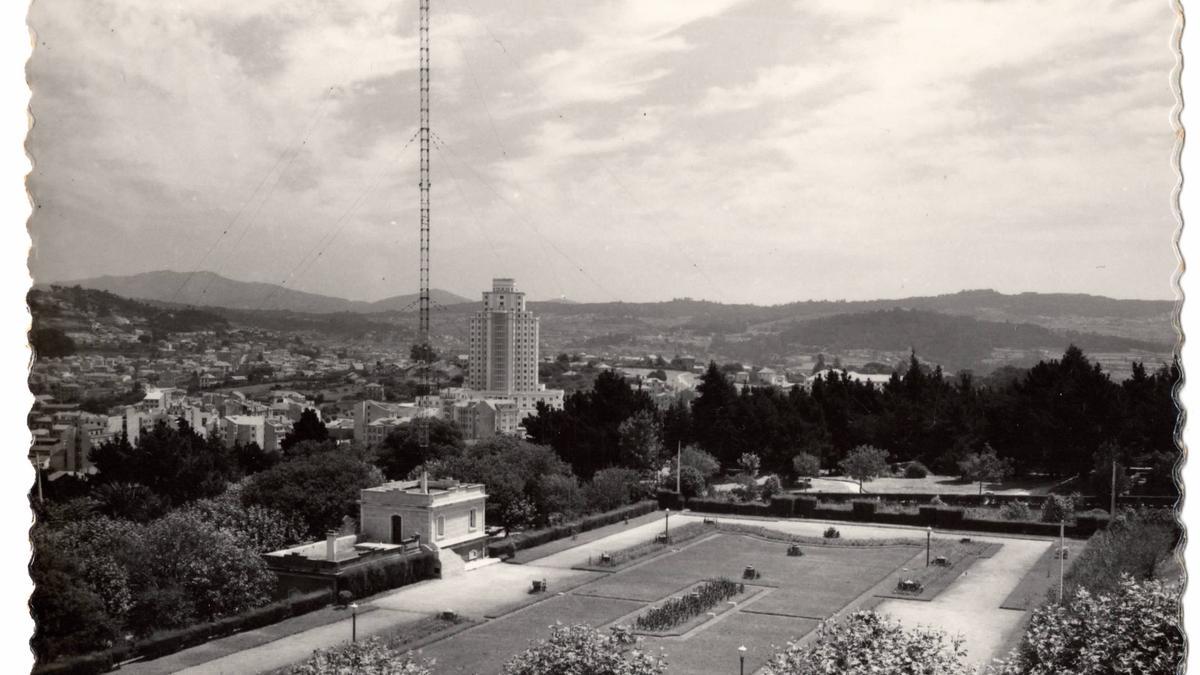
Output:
top-left (1000, 501), bottom-right (1033, 521)
top-left (761, 475), bottom-right (784, 501)
top-left (904, 462), bottom-right (929, 479)
top-left (929, 495), bottom-right (945, 506)
top-left (1041, 494), bottom-right (1076, 523)
top-left (823, 527), bottom-right (841, 539)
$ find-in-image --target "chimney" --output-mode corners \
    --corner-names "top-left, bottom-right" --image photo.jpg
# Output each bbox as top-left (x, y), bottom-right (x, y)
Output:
top-left (421, 471), bottom-right (429, 494)
top-left (325, 530), bottom-right (338, 562)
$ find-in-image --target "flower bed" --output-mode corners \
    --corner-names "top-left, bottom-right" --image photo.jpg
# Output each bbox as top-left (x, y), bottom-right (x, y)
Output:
top-left (634, 578), bottom-right (742, 632)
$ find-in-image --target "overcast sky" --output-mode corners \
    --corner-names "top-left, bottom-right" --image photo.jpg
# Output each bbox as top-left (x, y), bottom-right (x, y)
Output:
top-left (26, 0), bottom-right (1179, 304)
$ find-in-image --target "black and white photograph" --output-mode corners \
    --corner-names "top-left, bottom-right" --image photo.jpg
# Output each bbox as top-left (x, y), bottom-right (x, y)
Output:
top-left (11, 1), bottom-right (1191, 673)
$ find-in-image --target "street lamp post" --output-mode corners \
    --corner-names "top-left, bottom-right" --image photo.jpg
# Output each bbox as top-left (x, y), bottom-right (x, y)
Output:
top-left (738, 645), bottom-right (747, 675)
top-left (926, 526), bottom-right (932, 566)
top-left (350, 603), bottom-right (359, 643)
top-left (665, 508), bottom-right (670, 542)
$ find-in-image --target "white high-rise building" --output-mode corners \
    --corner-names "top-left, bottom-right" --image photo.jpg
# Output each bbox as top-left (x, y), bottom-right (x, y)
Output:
top-left (450, 278), bottom-right (563, 439)
top-left (467, 278), bottom-right (540, 393)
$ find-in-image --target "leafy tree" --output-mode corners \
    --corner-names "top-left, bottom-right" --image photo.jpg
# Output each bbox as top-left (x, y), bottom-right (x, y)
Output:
top-left (503, 624), bottom-right (667, 675)
top-left (761, 475), bottom-right (783, 501)
top-left (737, 452), bottom-right (761, 477)
top-left (242, 453), bottom-right (385, 537)
top-left (990, 576), bottom-right (1182, 675)
top-left (690, 362), bottom-right (741, 465)
top-left (1088, 441), bottom-right (1131, 505)
top-left (182, 489), bottom-right (305, 554)
top-left (130, 510), bottom-right (277, 632)
top-left (90, 482), bottom-right (167, 523)
top-left (792, 452), bottom-right (821, 481)
top-left (678, 465), bottom-right (705, 498)
top-left (89, 420), bottom-right (236, 506)
top-left (433, 437), bottom-right (579, 528)
top-left (374, 418), bottom-right (464, 480)
top-left (584, 467), bottom-right (644, 512)
top-left (236, 440), bottom-right (278, 475)
top-left (660, 398), bottom-right (693, 451)
top-left (29, 326), bottom-right (77, 358)
top-left (280, 408), bottom-right (328, 452)
top-left (29, 545), bottom-right (117, 662)
top-left (536, 473), bottom-right (585, 525)
top-left (957, 446), bottom-right (1014, 494)
top-left (523, 370), bottom-right (658, 478)
top-left (763, 611), bottom-right (970, 675)
top-left (672, 445), bottom-right (721, 480)
top-left (618, 410), bottom-right (663, 474)
top-left (289, 639), bottom-right (432, 674)
top-left (838, 445), bottom-right (889, 491)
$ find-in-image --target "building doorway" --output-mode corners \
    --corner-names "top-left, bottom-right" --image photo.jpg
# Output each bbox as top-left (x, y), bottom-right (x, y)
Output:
top-left (391, 514), bottom-right (403, 543)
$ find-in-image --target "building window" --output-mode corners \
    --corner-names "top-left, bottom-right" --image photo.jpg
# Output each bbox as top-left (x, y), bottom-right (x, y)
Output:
top-left (469, 508), bottom-right (477, 530)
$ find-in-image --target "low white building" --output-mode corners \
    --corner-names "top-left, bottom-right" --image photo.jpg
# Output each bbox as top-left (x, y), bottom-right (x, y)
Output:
top-left (360, 475), bottom-right (488, 564)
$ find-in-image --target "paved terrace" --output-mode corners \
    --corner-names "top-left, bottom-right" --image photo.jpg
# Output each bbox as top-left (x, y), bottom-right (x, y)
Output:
top-left (127, 512), bottom-right (1054, 674)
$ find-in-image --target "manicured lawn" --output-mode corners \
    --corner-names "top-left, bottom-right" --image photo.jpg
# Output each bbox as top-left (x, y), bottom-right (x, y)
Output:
top-left (419, 533), bottom-right (928, 674)
top-left (861, 475), bottom-right (1057, 495)
top-left (417, 594), bottom-right (643, 673)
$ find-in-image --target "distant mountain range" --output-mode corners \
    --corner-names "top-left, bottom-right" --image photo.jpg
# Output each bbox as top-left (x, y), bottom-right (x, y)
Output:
top-left (42, 271), bottom-right (1178, 374)
top-left (48, 271), bottom-right (473, 313)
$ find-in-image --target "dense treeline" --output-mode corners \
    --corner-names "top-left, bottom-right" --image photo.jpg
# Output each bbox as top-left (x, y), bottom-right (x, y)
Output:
top-left (526, 346), bottom-right (1179, 493)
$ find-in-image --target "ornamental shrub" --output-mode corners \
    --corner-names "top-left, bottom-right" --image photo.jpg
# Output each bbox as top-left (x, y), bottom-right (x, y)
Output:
top-left (762, 611), bottom-right (970, 675)
top-left (761, 475), bottom-right (784, 501)
top-left (503, 624), bottom-right (667, 675)
top-left (823, 526), bottom-right (840, 539)
top-left (287, 638), bottom-right (432, 674)
top-left (1000, 501), bottom-right (1033, 521)
top-left (1040, 494), bottom-right (1076, 523)
top-left (989, 576), bottom-right (1182, 675)
top-left (904, 462), bottom-right (930, 479)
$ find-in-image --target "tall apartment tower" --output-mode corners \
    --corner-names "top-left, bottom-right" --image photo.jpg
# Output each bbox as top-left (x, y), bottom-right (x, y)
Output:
top-left (467, 278), bottom-right (540, 393)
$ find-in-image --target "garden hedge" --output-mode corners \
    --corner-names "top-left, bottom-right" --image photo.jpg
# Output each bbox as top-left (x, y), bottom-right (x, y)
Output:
top-left (335, 551), bottom-right (437, 599)
top-left (33, 590), bottom-right (332, 675)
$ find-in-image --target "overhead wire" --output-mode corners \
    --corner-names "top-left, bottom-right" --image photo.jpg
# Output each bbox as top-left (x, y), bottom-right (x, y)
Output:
top-left (432, 130), bottom-right (615, 300)
top-left (166, 85), bottom-right (339, 305)
top-left (252, 129), bottom-right (422, 312)
top-left (200, 87), bottom-right (340, 298)
top-left (449, 0), bottom-right (724, 302)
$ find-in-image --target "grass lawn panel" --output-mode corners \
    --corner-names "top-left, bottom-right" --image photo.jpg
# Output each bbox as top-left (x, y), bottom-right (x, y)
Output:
top-left (875, 540), bottom-right (995, 602)
top-left (999, 538), bottom-right (1088, 611)
top-left (417, 594), bottom-right (642, 674)
top-left (575, 523), bottom-right (715, 572)
top-left (649, 611), bottom-right (820, 675)
top-left (746, 545), bottom-right (920, 618)
top-left (507, 511), bottom-right (665, 564)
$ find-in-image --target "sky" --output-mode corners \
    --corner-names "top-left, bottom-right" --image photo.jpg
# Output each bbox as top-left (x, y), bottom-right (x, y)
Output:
top-left (25, 0), bottom-right (1181, 305)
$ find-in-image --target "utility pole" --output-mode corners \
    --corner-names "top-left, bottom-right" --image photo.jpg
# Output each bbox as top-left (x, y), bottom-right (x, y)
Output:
top-left (416, 0), bottom-right (433, 448)
top-left (1110, 459), bottom-right (1117, 516)
top-left (676, 440), bottom-right (681, 494)
top-left (1058, 519), bottom-right (1065, 604)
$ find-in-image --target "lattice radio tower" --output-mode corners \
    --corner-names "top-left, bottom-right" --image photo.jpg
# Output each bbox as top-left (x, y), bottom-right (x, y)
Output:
top-left (416, 0), bottom-right (433, 447)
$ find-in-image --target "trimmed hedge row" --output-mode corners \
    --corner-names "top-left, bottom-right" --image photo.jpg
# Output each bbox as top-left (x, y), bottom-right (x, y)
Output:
top-left (685, 495), bottom-right (1110, 538)
top-left (795, 492), bottom-right (1174, 509)
top-left (33, 590), bottom-right (332, 675)
top-left (487, 500), bottom-right (659, 558)
top-left (337, 551), bottom-right (437, 599)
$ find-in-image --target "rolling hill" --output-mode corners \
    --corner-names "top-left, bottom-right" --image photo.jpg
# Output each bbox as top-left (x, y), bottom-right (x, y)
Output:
top-left (47, 271), bottom-right (472, 313)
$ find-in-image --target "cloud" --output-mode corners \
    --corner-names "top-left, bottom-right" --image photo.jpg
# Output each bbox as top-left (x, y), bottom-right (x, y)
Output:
top-left (25, 0), bottom-right (1179, 304)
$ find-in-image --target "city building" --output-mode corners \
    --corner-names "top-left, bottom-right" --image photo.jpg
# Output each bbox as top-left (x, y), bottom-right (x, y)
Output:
top-left (440, 278), bottom-right (564, 439)
top-left (360, 474), bottom-right (489, 564)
